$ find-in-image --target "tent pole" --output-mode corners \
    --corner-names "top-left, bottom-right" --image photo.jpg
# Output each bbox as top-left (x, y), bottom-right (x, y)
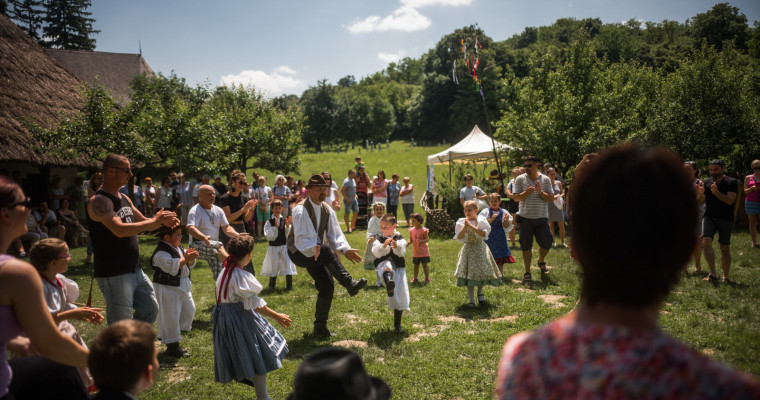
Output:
top-left (480, 98), bottom-right (503, 191)
top-left (448, 153), bottom-right (452, 184)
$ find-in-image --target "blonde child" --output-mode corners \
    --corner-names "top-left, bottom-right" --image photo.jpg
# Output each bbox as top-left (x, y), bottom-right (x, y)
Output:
top-left (261, 200), bottom-right (297, 290)
top-left (363, 202), bottom-right (386, 286)
top-left (480, 193), bottom-right (515, 282)
top-left (371, 213), bottom-right (409, 333)
top-left (213, 235), bottom-right (291, 400)
top-left (406, 213), bottom-right (430, 283)
top-left (454, 200), bottom-right (502, 307)
top-left (151, 225), bottom-right (198, 358)
top-left (29, 238), bottom-right (104, 391)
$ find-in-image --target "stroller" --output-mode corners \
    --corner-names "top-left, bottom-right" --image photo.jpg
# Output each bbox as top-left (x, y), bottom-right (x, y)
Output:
top-left (355, 191), bottom-right (369, 229)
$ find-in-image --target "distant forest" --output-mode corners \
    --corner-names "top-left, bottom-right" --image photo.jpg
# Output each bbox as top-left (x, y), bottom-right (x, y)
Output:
top-left (287, 3), bottom-right (759, 173)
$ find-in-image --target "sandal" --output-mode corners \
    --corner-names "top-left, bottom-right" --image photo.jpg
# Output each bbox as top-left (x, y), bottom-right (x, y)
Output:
top-left (538, 262), bottom-right (549, 274)
top-left (703, 274), bottom-right (719, 282)
top-left (522, 272), bottom-right (532, 283)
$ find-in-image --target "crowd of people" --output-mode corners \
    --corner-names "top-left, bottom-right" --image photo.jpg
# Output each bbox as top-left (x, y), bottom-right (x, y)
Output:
top-left (2, 146), bottom-right (760, 399)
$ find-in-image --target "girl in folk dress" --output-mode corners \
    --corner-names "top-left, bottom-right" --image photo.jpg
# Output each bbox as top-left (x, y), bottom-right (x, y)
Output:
top-left (363, 202), bottom-right (386, 285)
top-left (480, 193), bottom-right (515, 282)
top-left (261, 200), bottom-right (297, 290)
top-left (212, 235), bottom-right (291, 400)
top-left (406, 213), bottom-right (430, 283)
top-left (454, 200), bottom-right (502, 307)
top-left (29, 238), bottom-right (104, 392)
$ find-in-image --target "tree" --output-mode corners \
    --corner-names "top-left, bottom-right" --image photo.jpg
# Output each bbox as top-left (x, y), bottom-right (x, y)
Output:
top-left (690, 3), bottom-right (749, 51)
top-left (42, 0), bottom-right (98, 50)
top-left (7, 0), bottom-right (44, 42)
top-left (298, 79), bottom-right (335, 151)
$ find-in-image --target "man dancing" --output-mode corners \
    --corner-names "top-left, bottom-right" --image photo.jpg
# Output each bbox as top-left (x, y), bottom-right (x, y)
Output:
top-left (287, 174), bottom-right (367, 337)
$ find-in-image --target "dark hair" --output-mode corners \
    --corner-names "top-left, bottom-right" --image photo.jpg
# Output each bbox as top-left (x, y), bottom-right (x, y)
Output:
top-left (570, 145), bottom-right (696, 307)
top-left (226, 235), bottom-right (255, 260)
top-left (377, 170), bottom-right (385, 180)
top-left (380, 213), bottom-right (396, 225)
top-left (29, 238), bottom-right (67, 272)
top-left (391, 173), bottom-right (399, 179)
top-left (709, 159), bottom-right (725, 168)
top-left (463, 174), bottom-right (473, 181)
top-left (161, 177), bottom-right (170, 186)
top-left (684, 161), bottom-right (699, 178)
top-left (271, 199), bottom-right (283, 208)
top-left (410, 213), bottom-right (424, 224)
top-left (348, 169), bottom-right (355, 176)
top-left (154, 225), bottom-right (182, 240)
top-left (89, 320), bottom-right (155, 392)
top-left (0, 175), bottom-right (21, 209)
top-left (524, 155), bottom-right (541, 164)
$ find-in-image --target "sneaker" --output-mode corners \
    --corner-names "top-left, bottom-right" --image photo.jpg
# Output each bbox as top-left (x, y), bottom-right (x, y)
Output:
top-left (425, 278), bottom-right (430, 283)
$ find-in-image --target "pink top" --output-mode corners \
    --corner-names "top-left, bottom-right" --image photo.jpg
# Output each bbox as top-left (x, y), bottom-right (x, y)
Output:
top-left (408, 226), bottom-right (430, 258)
top-left (747, 175), bottom-right (760, 203)
top-left (496, 318), bottom-right (760, 399)
top-left (372, 179), bottom-right (388, 200)
top-left (0, 255), bottom-right (22, 397)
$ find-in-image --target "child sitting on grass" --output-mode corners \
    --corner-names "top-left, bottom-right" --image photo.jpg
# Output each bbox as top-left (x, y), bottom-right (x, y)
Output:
top-left (406, 213), bottom-right (430, 283)
top-left (371, 213), bottom-right (409, 333)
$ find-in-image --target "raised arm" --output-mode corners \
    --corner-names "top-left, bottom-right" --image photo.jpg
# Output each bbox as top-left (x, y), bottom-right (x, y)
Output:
top-left (88, 194), bottom-right (177, 238)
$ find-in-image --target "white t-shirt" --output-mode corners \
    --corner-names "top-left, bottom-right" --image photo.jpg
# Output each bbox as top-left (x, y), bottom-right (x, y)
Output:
top-left (187, 204), bottom-right (228, 243)
top-left (325, 181), bottom-right (339, 204)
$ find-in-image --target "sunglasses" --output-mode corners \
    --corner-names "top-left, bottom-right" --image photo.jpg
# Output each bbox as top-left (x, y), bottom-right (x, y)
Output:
top-left (5, 197), bottom-right (31, 210)
top-left (753, 167), bottom-right (760, 171)
top-left (523, 164), bottom-right (534, 168)
top-left (110, 166), bottom-right (131, 174)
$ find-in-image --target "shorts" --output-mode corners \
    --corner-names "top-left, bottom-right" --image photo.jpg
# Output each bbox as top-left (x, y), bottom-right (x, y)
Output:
top-left (412, 256), bottom-right (430, 264)
top-left (745, 201), bottom-right (760, 216)
top-left (256, 205), bottom-right (271, 221)
top-left (343, 198), bottom-right (359, 213)
top-left (702, 216), bottom-right (733, 245)
top-left (518, 217), bottom-right (553, 251)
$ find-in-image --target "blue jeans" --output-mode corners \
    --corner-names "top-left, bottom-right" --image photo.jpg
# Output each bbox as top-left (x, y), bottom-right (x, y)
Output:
top-left (96, 269), bottom-right (158, 325)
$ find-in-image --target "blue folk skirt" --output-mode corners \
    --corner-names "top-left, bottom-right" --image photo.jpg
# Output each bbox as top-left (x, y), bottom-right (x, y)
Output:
top-left (212, 302), bottom-right (288, 383)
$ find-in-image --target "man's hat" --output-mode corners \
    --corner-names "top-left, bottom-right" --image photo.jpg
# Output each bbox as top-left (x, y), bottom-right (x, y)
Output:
top-left (287, 348), bottom-right (390, 400)
top-left (305, 174), bottom-right (329, 188)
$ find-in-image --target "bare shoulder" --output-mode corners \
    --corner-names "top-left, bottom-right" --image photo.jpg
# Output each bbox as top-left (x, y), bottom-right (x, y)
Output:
top-left (0, 259), bottom-right (40, 303)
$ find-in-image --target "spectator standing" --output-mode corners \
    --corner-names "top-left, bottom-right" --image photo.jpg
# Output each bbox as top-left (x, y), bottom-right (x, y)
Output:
top-left (341, 169), bottom-right (359, 233)
top-left (212, 175), bottom-right (228, 197)
top-left (372, 170), bottom-right (389, 206)
top-left (322, 172), bottom-right (340, 211)
top-left (177, 173), bottom-right (193, 225)
top-left (355, 166), bottom-right (370, 201)
top-left (67, 177), bottom-right (86, 223)
top-left (119, 176), bottom-right (144, 215)
top-left (143, 177), bottom-right (156, 218)
top-left (505, 167), bottom-right (523, 248)
top-left (699, 159), bottom-right (738, 282)
top-left (386, 174), bottom-right (401, 219)
top-left (49, 175), bottom-right (66, 210)
top-left (684, 161), bottom-right (705, 273)
top-left (546, 167), bottom-right (566, 247)
top-left (400, 177), bottom-right (415, 227)
top-left (156, 177), bottom-right (173, 211)
top-left (459, 174), bottom-right (488, 206)
top-left (743, 159), bottom-right (760, 248)
top-left (272, 175), bottom-right (292, 218)
top-left (253, 176), bottom-right (273, 240)
top-left (193, 175), bottom-right (210, 205)
top-left (218, 172), bottom-right (256, 248)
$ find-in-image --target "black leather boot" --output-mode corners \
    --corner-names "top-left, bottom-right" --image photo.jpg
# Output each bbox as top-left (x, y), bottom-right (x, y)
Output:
top-left (286, 275), bottom-right (293, 290)
top-left (313, 297), bottom-right (335, 337)
top-left (393, 309), bottom-right (404, 334)
top-left (382, 270), bottom-right (395, 297)
top-left (165, 342), bottom-right (190, 357)
top-left (325, 261), bottom-right (367, 296)
top-left (268, 277), bottom-right (277, 289)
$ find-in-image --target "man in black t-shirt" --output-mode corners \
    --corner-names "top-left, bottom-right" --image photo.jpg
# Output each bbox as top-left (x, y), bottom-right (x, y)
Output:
top-left (698, 159), bottom-right (738, 283)
top-left (212, 175), bottom-right (227, 199)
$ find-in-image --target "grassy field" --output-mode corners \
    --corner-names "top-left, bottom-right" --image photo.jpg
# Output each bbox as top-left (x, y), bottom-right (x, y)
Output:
top-left (61, 142), bottom-right (759, 399)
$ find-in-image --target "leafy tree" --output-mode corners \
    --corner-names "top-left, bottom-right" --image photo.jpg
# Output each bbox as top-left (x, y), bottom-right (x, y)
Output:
top-left (7, 0), bottom-right (44, 42)
top-left (298, 79), bottom-right (335, 151)
top-left (41, 0), bottom-right (98, 50)
top-left (690, 3), bottom-right (749, 51)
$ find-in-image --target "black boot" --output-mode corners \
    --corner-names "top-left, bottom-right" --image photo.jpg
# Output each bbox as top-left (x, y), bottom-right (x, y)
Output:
top-left (325, 261), bottom-right (367, 296)
top-left (268, 277), bottom-right (277, 289)
top-left (382, 270), bottom-right (395, 297)
top-left (313, 297), bottom-right (335, 337)
top-left (165, 342), bottom-right (190, 358)
top-left (393, 309), bottom-right (404, 334)
top-left (286, 275), bottom-right (293, 290)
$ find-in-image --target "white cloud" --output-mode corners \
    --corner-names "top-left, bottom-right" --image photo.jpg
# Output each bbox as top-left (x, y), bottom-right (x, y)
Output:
top-left (378, 50), bottom-right (408, 63)
top-left (219, 66), bottom-right (307, 97)
top-left (400, 0), bottom-right (474, 8)
top-left (346, 6), bottom-right (430, 33)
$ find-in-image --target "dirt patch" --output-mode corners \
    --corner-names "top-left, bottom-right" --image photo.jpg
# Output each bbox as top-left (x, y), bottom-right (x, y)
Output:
top-left (701, 348), bottom-right (716, 356)
top-left (333, 340), bottom-right (368, 349)
top-left (405, 325), bottom-right (449, 342)
top-left (511, 279), bottom-right (525, 284)
top-left (538, 294), bottom-right (567, 308)
top-left (345, 314), bottom-right (368, 325)
top-left (165, 366), bottom-right (190, 385)
top-left (514, 287), bottom-right (531, 292)
top-left (438, 315), bottom-right (470, 324)
top-left (487, 315), bottom-right (518, 323)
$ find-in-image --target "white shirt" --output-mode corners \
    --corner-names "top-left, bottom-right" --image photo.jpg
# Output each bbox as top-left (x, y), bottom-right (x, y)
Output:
top-left (151, 241), bottom-right (195, 278)
top-left (325, 181), bottom-right (339, 204)
top-left (215, 268), bottom-right (267, 310)
top-left (454, 216), bottom-right (491, 242)
top-left (371, 231), bottom-right (407, 259)
top-left (291, 198), bottom-right (350, 257)
top-left (187, 203), bottom-right (228, 243)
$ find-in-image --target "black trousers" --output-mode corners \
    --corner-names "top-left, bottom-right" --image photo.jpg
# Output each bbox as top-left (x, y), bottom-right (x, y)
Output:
top-left (9, 356), bottom-right (88, 400)
top-left (288, 247), bottom-right (339, 300)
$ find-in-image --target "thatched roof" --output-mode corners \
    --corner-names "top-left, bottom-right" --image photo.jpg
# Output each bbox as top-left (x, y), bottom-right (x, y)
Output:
top-left (46, 48), bottom-right (155, 105)
top-left (0, 14), bottom-right (88, 167)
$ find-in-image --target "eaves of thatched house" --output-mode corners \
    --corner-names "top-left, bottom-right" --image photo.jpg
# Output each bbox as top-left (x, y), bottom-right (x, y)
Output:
top-left (0, 14), bottom-right (90, 203)
top-left (45, 48), bottom-right (155, 106)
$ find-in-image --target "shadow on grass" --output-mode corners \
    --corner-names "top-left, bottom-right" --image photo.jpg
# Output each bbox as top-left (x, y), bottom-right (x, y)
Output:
top-left (453, 301), bottom-right (498, 319)
top-left (284, 333), bottom-right (337, 360)
top-left (368, 328), bottom-right (405, 349)
top-left (522, 273), bottom-right (557, 290)
top-left (190, 318), bottom-right (212, 332)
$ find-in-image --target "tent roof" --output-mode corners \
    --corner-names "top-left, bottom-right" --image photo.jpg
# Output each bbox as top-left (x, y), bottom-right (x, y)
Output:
top-left (427, 125), bottom-right (511, 166)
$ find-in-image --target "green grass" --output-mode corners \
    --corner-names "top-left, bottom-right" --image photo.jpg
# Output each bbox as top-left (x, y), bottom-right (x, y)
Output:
top-left (60, 141), bottom-right (759, 399)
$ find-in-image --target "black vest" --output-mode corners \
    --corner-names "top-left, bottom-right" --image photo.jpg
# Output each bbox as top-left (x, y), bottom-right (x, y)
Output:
top-left (287, 201), bottom-right (329, 254)
top-left (268, 216), bottom-right (287, 246)
top-left (87, 189), bottom-right (140, 278)
top-left (151, 241), bottom-right (187, 287)
top-left (373, 233), bottom-right (406, 269)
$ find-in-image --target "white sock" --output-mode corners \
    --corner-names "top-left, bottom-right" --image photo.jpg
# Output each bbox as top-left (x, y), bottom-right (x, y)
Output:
top-left (252, 374), bottom-right (270, 400)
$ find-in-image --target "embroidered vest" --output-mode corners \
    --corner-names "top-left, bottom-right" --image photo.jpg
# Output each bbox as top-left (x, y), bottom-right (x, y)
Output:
top-left (287, 200), bottom-right (329, 254)
top-left (151, 241), bottom-right (186, 287)
top-left (372, 233), bottom-right (406, 269)
top-left (268, 216), bottom-right (287, 246)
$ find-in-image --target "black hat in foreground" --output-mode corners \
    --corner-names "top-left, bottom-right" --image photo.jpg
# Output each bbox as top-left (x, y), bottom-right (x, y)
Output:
top-left (287, 348), bottom-right (391, 400)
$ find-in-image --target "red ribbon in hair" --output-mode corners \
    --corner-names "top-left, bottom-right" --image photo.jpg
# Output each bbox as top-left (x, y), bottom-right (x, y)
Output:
top-left (217, 254), bottom-right (240, 303)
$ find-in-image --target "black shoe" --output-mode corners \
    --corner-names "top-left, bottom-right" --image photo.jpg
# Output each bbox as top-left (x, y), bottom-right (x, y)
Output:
top-left (346, 278), bottom-right (368, 296)
top-left (165, 342), bottom-right (190, 358)
top-left (313, 325), bottom-right (335, 338)
top-left (268, 277), bottom-right (277, 290)
top-left (325, 261), bottom-right (367, 296)
top-left (393, 310), bottom-right (404, 334)
top-left (382, 271), bottom-right (395, 297)
top-left (286, 275), bottom-right (293, 290)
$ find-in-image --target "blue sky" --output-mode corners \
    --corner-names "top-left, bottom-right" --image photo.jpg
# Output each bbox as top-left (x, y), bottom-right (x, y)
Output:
top-left (91, 0), bottom-right (759, 97)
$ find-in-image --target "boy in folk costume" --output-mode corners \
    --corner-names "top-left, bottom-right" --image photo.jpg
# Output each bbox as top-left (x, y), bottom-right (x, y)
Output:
top-left (262, 200), bottom-right (297, 290)
top-left (371, 213), bottom-right (409, 333)
top-left (151, 225), bottom-right (199, 358)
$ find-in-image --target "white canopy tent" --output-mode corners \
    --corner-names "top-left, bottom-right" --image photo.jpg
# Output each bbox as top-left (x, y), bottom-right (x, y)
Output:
top-left (426, 125), bottom-right (512, 190)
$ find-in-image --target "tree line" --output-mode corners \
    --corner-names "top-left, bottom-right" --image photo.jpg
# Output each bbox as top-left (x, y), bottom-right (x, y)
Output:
top-left (3, 0), bottom-right (98, 50)
top-left (290, 3), bottom-right (759, 174)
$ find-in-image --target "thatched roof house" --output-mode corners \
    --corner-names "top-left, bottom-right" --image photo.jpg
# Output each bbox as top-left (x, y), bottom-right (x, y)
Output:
top-left (46, 48), bottom-right (155, 105)
top-left (0, 14), bottom-right (86, 167)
